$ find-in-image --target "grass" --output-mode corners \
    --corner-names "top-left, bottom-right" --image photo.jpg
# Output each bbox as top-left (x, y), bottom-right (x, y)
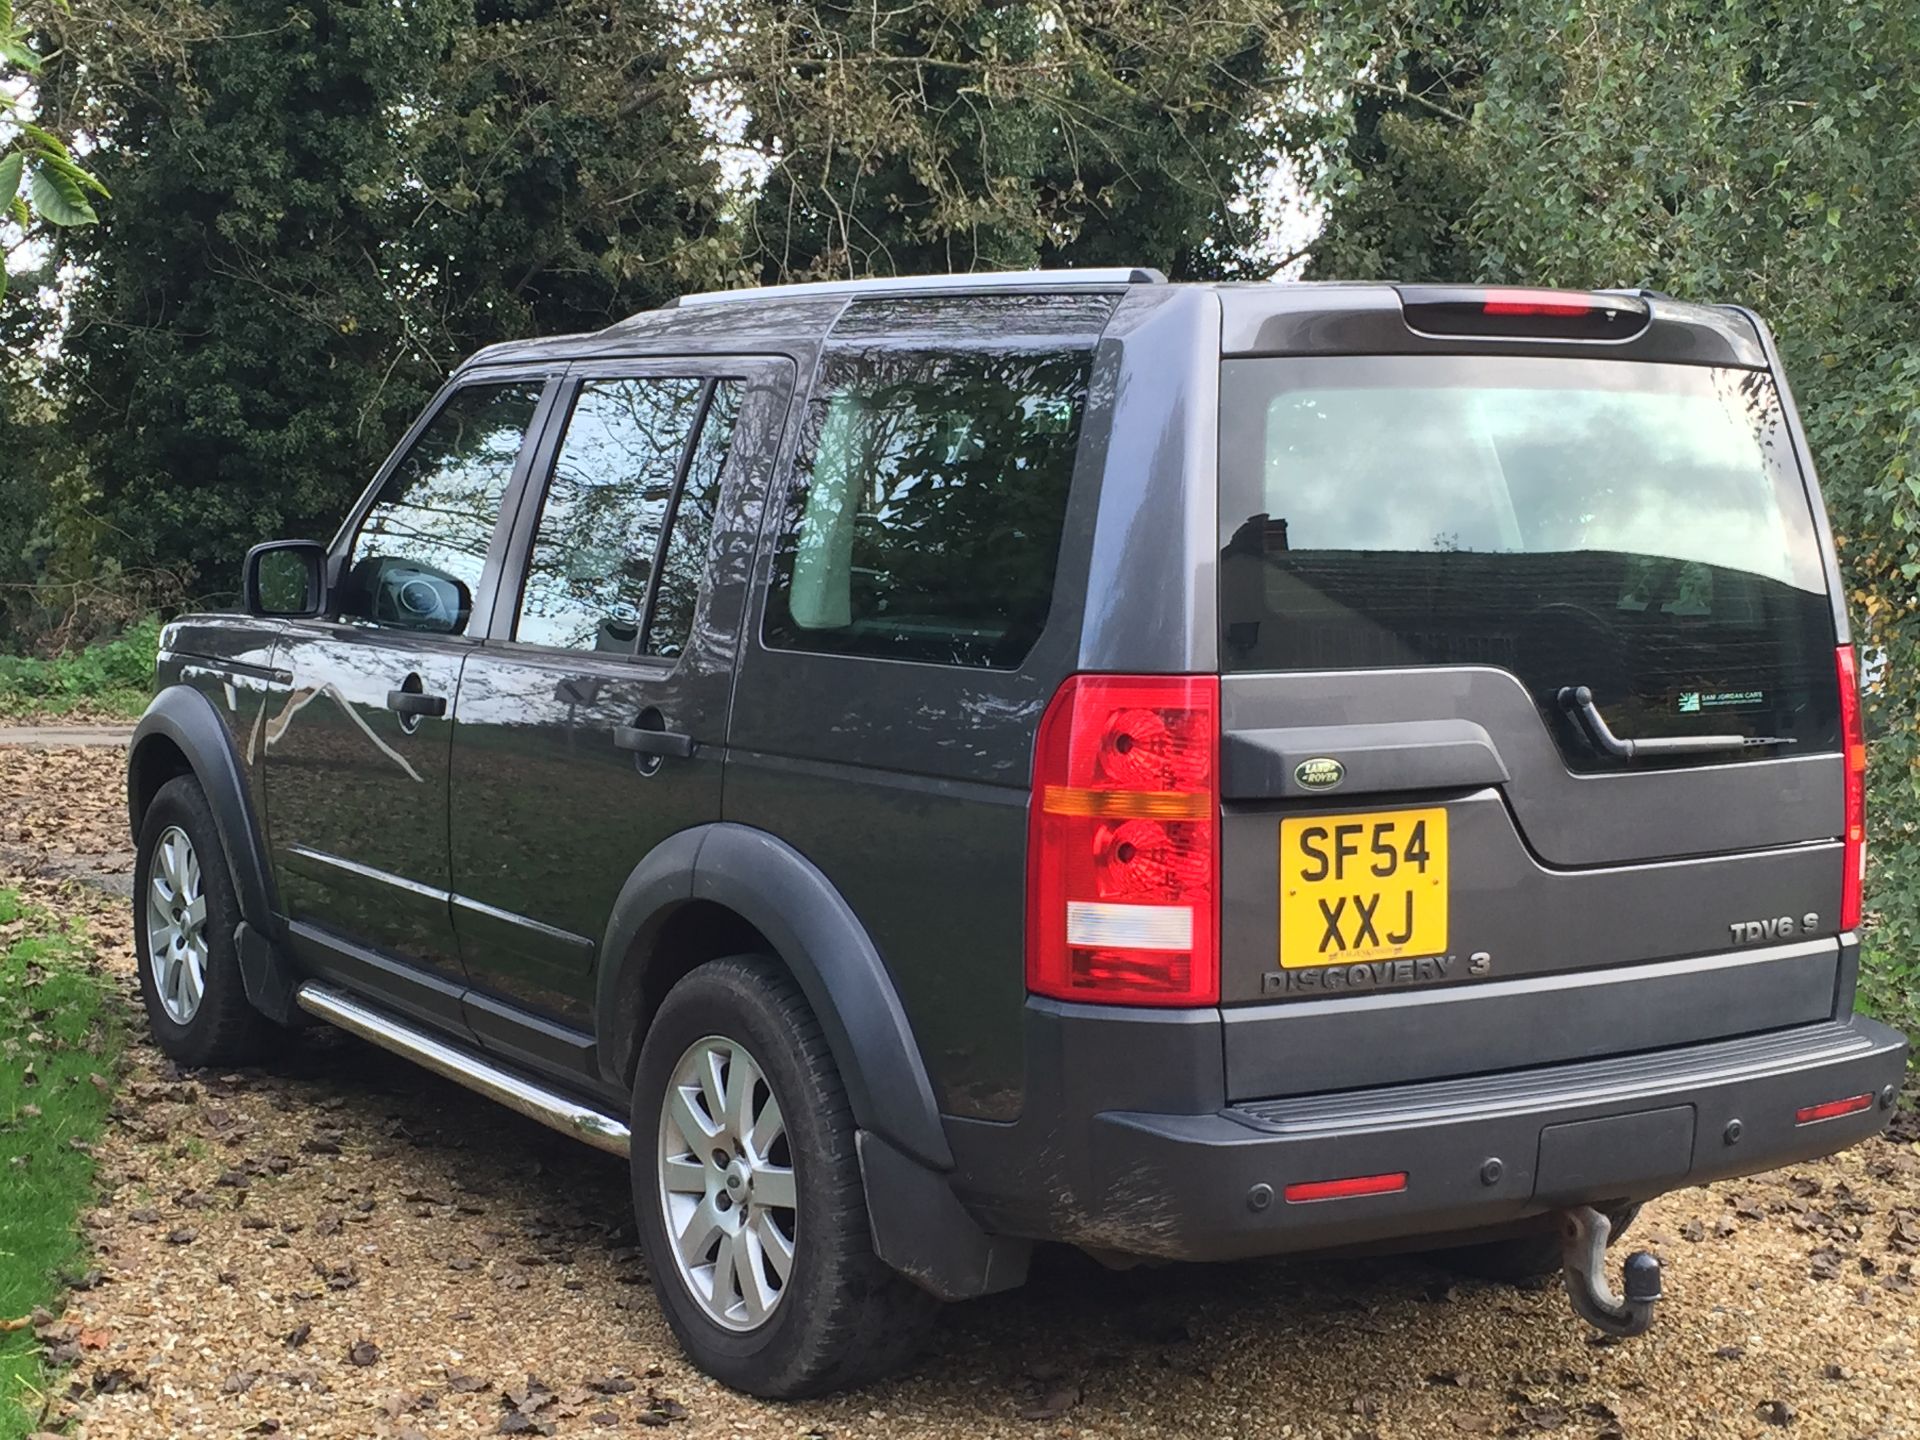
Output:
top-left (0, 888), bottom-right (121, 1439)
top-left (0, 619), bottom-right (159, 723)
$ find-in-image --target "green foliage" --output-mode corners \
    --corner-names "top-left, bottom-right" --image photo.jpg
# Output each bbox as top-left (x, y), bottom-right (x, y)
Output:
top-left (1302, 0), bottom-right (1920, 1034)
top-left (737, 0), bottom-right (1300, 280)
top-left (1, 1), bottom-right (109, 302)
top-left (0, 615), bottom-right (158, 718)
top-left (0, 888), bottom-right (120, 1437)
top-left (41, 0), bottom-right (728, 598)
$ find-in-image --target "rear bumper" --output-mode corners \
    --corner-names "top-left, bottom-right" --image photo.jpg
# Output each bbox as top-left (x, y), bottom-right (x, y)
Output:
top-left (950, 1012), bottom-right (1907, 1263)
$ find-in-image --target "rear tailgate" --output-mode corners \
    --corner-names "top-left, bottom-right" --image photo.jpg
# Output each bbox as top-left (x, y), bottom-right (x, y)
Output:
top-left (1214, 293), bottom-right (1849, 1097)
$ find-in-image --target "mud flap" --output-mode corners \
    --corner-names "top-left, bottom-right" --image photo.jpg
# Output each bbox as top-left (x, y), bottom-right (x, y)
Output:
top-left (857, 1130), bottom-right (1030, 1301)
top-left (236, 920), bottom-right (311, 1027)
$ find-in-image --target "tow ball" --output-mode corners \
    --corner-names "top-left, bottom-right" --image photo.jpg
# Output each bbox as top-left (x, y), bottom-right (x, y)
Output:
top-left (1556, 1206), bottom-right (1662, 1338)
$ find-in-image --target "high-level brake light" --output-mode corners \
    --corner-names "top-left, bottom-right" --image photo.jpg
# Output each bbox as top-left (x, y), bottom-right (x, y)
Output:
top-left (1396, 285), bottom-right (1650, 341)
top-left (1481, 292), bottom-right (1594, 317)
top-left (1026, 675), bottom-right (1219, 1007)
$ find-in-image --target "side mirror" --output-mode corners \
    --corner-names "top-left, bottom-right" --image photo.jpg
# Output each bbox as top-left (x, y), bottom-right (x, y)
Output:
top-left (243, 540), bottom-right (329, 618)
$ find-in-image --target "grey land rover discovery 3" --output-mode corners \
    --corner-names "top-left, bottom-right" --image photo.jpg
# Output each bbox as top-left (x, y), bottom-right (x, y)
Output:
top-left (127, 269), bottom-right (1908, 1395)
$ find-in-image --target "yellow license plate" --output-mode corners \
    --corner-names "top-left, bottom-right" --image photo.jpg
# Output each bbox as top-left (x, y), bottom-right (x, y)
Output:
top-left (1279, 808), bottom-right (1448, 968)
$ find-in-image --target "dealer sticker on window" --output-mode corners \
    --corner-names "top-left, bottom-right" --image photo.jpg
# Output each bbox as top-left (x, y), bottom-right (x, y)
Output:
top-left (1677, 688), bottom-right (1766, 713)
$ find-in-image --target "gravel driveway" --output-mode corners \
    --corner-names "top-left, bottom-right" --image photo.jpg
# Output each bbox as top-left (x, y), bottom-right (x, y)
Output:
top-left (6, 740), bottom-right (1918, 1439)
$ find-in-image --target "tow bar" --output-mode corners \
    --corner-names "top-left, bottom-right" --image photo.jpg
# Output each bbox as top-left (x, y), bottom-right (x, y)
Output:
top-left (1557, 1206), bottom-right (1662, 1338)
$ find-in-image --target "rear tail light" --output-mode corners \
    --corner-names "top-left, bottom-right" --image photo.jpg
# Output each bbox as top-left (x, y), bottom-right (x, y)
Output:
top-left (1026, 675), bottom-right (1219, 1007)
top-left (1795, 1092), bottom-right (1873, 1126)
top-left (1837, 645), bottom-right (1866, 930)
top-left (1397, 285), bottom-right (1650, 341)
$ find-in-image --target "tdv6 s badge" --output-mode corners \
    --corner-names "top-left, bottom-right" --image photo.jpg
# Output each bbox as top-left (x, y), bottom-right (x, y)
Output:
top-left (1731, 912), bottom-right (1820, 945)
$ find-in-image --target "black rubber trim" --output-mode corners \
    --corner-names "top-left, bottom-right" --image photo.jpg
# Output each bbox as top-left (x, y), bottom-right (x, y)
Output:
top-left (129, 686), bottom-right (282, 935)
top-left (597, 823), bottom-right (954, 1172)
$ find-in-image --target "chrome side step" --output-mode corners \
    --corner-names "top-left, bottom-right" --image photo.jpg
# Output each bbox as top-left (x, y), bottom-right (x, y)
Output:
top-left (294, 982), bottom-right (631, 1157)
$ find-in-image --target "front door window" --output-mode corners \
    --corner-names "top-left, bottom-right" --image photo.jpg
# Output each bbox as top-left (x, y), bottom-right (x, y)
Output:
top-left (340, 381), bottom-right (544, 635)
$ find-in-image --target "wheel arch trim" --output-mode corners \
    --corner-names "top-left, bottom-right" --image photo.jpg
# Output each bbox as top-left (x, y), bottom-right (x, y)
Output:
top-left (128, 686), bottom-right (281, 937)
top-left (596, 822), bottom-right (954, 1172)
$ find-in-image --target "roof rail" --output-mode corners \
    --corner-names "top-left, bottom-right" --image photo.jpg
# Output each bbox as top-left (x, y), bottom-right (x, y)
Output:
top-left (670, 267), bottom-right (1167, 308)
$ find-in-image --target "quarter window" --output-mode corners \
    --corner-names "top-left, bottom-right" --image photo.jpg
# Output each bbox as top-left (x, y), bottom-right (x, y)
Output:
top-left (341, 381), bottom-right (543, 635)
top-left (764, 301), bottom-right (1100, 670)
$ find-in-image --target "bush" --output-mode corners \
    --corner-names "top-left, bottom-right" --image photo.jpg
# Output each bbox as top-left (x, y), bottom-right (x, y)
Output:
top-left (0, 616), bottom-right (160, 720)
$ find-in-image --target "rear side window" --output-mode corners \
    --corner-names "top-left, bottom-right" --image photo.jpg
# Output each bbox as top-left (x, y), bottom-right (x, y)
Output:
top-left (1219, 355), bottom-right (1840, 767)
top-left (762, 293), bottom-right (1110, 669)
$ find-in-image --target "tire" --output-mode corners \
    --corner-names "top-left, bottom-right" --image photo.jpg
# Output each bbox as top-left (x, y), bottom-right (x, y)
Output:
top-left (1433, 1204), bottom-right (1641, 1286)
top-left (133, 774), bottom-right (273, 1067)
top-left (630, 956), bottom-right (937, 1397)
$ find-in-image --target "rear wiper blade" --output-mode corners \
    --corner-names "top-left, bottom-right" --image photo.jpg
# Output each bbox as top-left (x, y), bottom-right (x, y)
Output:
top-left (1556, 685), bottom-right (1798, 759)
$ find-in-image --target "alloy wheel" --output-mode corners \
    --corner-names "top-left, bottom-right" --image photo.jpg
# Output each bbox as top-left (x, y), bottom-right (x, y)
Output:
top-left (146, 824), bottom-right (209, 1025)
top-left (656, 1035), bottom-right (797, 1331)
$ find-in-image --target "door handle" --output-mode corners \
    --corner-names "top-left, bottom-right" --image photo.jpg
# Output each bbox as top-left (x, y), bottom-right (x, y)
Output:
top-left (386, 688), bottom-right (448, 719)
top-left (612, 725), bottom-right (696, 759)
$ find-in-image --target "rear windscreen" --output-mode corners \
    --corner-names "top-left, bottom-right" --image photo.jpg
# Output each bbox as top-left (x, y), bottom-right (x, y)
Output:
top-left (1218, 355), bottom-right (1840, 769)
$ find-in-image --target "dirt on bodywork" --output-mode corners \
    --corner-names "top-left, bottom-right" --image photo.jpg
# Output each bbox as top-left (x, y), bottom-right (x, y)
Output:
top-left (4, 738), bottom-right (1919, 1440)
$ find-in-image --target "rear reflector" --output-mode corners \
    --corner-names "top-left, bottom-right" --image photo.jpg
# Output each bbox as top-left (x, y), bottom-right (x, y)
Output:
top-left (1284, 1172), bottom-right (1409, 1205)
top-left (1837, 645), bottom-right (1867, 931)
top-left (1795, 1093), bottom-right (1873, 1126)
top-left (1397, 285), bottom-right (1650, 341)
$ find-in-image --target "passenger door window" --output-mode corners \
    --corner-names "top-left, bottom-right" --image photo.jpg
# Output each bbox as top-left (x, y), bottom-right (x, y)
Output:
top-left (340, 381), bottom-right (543, 635)
top-left (515, 376), bottom-right (743, 656)
top-left (646, 381), bottom-right (742, 659)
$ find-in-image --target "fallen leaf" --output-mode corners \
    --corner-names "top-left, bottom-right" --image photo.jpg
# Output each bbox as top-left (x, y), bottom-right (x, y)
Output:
top-left (1018, 1382), bottom-right (1081, 1421)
